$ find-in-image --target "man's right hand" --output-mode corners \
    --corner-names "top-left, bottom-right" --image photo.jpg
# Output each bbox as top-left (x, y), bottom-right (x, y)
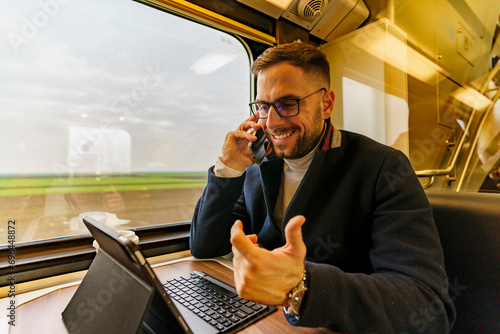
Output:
top-left (220, 115), bottom-right (269, 172)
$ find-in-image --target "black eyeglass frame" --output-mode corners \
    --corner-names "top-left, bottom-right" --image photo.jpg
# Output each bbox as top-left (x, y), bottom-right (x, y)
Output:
top-left (249, 87), bottom-right (327, 119)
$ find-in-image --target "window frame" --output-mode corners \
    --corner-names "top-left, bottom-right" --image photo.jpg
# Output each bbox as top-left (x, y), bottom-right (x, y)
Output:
top-left (0, 222), bottom-right (191, 286)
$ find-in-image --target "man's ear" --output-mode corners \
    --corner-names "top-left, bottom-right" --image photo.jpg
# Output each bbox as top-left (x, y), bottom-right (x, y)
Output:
top-left (322, 89), bottom-right (335, 120)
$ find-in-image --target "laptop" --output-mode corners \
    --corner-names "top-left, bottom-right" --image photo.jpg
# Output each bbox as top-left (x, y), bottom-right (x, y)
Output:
top-left (62, 216), bottom-right (276, 334)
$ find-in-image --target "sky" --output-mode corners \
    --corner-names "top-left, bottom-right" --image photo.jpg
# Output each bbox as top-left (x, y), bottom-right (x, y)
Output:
top-left (0, 0), bottom-right (251, 175)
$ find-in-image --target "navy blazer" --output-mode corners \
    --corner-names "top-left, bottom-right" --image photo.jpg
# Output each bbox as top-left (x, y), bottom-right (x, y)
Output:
top-left (190, 128), bottom-right (456, 333)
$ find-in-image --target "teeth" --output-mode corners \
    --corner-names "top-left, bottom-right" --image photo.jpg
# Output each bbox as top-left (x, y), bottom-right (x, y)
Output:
top-left (274, 132), bottom-right (292, 139)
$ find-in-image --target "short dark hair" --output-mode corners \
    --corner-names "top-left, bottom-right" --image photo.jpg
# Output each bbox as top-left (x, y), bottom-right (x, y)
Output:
top-left (251, 42), bottom-right (330, 88)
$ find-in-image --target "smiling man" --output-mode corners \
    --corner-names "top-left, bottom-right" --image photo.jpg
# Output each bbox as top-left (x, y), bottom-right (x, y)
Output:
top-left (190, 42), bottom-right (456, 333)
top-left (252, 61), bottom-right (330, 160)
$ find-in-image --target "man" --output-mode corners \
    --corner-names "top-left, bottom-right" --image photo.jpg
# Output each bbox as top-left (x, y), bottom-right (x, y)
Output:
top-left (190, 42), bottom-right (456, 333)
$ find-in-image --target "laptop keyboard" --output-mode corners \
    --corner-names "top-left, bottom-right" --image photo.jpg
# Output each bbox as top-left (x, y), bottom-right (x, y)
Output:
top-left (163, 271), bottom-right (269, 332)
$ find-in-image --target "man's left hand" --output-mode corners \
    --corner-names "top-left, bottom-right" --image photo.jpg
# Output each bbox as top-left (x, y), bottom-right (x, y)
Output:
top-left (230, 215), bottom-right (307, 306)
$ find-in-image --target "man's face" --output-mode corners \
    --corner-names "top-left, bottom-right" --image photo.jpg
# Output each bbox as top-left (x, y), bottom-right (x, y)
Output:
top-left (255, 62), bottom-right (334, 159)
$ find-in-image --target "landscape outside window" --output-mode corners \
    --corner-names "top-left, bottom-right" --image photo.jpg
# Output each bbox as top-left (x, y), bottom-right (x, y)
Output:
top-left (0, 0), bottom-right (251, 244)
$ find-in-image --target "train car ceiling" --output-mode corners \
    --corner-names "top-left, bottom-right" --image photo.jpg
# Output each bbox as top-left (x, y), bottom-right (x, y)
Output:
top-left (237, 0), bottom-right (370, 41)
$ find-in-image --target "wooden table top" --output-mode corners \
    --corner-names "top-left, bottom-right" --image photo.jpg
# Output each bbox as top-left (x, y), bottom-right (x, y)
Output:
top-left (8, 259), bottom-right (336, 333)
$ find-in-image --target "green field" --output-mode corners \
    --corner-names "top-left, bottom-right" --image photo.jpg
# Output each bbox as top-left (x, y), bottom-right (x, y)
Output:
top-left (0, 172), bottom-right (208, 197)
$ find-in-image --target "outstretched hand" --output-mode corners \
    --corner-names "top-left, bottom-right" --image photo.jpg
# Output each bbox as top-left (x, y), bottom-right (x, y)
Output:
top-left (230, 215), bottom-right (307, 306)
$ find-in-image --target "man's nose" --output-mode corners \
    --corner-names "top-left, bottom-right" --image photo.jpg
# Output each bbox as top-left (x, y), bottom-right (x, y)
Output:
top-left (265, 105), bottom-right (285, 129)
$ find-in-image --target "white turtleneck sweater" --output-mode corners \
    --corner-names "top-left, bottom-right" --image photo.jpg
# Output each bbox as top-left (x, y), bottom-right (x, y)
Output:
top-left (271, 146), bottom-right (317, 228)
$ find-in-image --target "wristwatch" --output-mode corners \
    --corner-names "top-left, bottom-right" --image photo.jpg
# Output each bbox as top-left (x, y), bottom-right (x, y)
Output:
top-left (287, 269), bottom-right (308, 316)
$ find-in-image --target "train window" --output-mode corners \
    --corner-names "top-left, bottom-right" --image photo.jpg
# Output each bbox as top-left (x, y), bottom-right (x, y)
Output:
top-left (341, 76), bottom-right (409, 154)
top-left (0, 0), bottom-right (251, 245)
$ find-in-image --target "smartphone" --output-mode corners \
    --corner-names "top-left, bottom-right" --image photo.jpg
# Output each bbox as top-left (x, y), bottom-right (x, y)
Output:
top-left (248, 128), bottom-right (270, 165)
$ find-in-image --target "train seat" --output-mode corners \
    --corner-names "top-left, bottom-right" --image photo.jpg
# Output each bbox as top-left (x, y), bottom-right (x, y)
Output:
top-left (426, 191), bottom-right (500, 334)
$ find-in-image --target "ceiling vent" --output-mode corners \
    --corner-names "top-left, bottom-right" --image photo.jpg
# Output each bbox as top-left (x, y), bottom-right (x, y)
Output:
top-left (283, 0), bottom-right (369, 41)
top-left (297, 0), bottom-right (327, 19)
top-left (283, 0), bottom-right (327, 28)
top-left (236, 0), bottom-right (369, 42)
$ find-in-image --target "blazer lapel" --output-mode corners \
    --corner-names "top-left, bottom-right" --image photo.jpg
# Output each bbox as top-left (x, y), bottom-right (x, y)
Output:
top-left (258, 158), bottom-right (283, 226)
top-left (282, 150), bottom-right (329, 234)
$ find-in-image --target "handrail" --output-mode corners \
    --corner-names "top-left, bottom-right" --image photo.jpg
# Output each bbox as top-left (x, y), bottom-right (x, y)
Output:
top-left (419, 175), bottom-right (435, 189)
top-left (456, 88), bottom-right (500, 191)
top-left (416, 61), bottom-right (500, 182)
top-left (415, 108), bottom-right (477, 177)
top-left (479, 61), bottom-right (500, 94)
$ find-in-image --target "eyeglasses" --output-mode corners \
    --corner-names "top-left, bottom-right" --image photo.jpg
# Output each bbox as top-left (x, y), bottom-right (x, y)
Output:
top-left (249, 88), bottom-right (326, 119)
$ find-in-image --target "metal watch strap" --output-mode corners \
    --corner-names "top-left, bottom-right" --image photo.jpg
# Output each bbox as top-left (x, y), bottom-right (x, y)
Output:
top-left (287, 269), bottom-right (308, 316)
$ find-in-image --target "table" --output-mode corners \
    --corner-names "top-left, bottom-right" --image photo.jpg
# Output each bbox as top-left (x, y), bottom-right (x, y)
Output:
top-left (8, 259), bottom-right (336, 333)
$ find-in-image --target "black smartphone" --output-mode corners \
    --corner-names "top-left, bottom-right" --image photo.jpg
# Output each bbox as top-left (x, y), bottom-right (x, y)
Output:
top-left (248, 128), bottom-right (270, 165)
